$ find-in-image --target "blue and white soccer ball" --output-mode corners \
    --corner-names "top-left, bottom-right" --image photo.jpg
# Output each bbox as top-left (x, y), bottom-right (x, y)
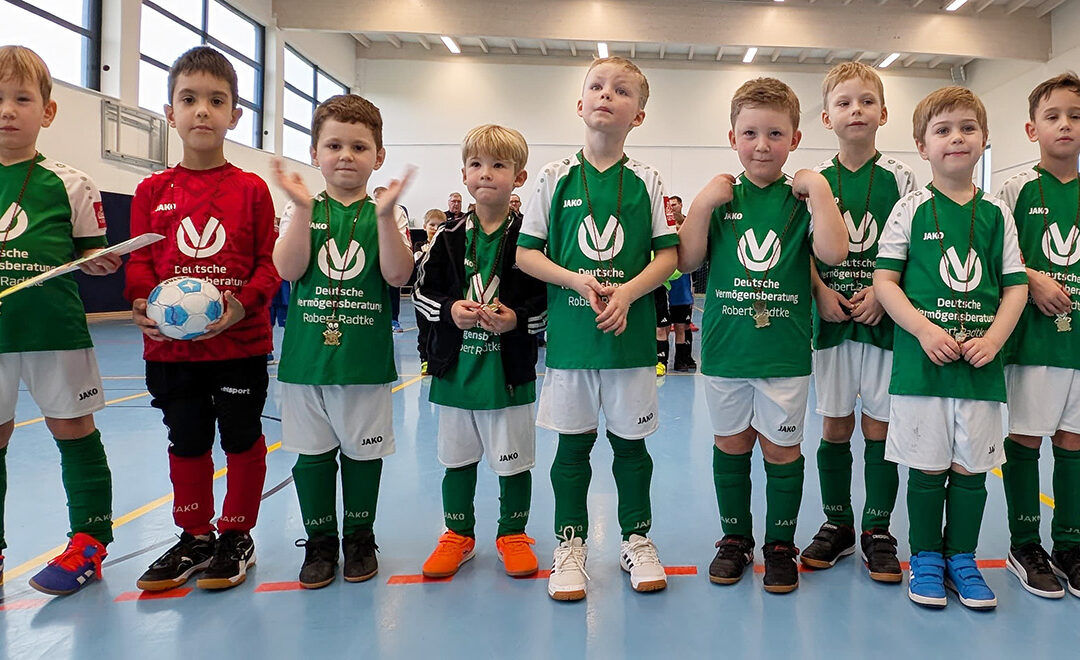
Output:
top-left (146, 277), bottom-right (224, 340)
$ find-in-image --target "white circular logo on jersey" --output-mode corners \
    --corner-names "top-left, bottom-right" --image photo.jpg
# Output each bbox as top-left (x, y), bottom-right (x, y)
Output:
top-left (176, 217), bottom-right (227, 258)
top-left (1042, 224), bottom-right (1080, 268)
top-left (317, 239), bottom-right (365, 281)
top-left (577, 215), bottom-right (624, 261)
top-left (939, 246), bottom-right (983, 292)
top-left (737, 228), bottom-right (782, 273)
top-left (0, 203), bottom-right (29, 242)
top-left (843, 211), bottom-right (879, 254)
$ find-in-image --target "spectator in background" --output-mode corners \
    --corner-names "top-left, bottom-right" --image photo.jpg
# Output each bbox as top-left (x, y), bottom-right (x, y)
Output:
top-left (509, 193), bottom-right (522, 215)
top-left (445, 191), bottom-right (465, 224)
top-left (414, 209), bottom-right (446, 375)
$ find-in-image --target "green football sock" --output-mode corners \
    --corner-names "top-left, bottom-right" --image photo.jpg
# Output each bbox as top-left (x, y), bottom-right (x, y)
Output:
top-left (442, 463), bottom-right (478, 538)
top-left (551, 432), bottom-right (596, 541)
top-left (0, 445), bottom-right (6, 551)
top-left (57, 430), bottom-right (113, 544)
top-left (340, 454), bottom-right (382, 535)
top-left (1002, 438), bottom-right (1042, 548)
top-left (907, 469), bottom-right (948, 555)
top-left (713, 446), bottom-right (753, 540)
top-left (817, 439), bottom-right (853, 526)
top-left (609, 433), bottom-right (654, 540)
top-left (292, 449), bottom-right (339, 537)
top-left (497, 470), bottom-right (532, 537)
top-left (943, 471), bottom-right (988, 557)
top-left (764, 455), bottom-right (804, 545)
top-left (861, 439), bottom-right (898, 532)
top-left (1051, 445), bottom-right (1080, 552)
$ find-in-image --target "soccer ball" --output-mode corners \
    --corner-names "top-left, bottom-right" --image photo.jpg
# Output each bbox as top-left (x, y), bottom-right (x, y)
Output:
top-left (146, 277), bottom-right (224, 340)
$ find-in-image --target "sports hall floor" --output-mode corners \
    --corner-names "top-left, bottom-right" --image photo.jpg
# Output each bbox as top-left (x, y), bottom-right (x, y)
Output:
top-left (2, 299), bottom-right (1078, 659)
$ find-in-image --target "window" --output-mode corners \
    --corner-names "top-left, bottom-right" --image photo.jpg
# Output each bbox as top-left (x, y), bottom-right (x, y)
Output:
top-left (138, 0), bottom-right (264, 148)
top-left (282, 45), bottom-right (348, 162)
top-left (1, 0), bottom-right (102, 90)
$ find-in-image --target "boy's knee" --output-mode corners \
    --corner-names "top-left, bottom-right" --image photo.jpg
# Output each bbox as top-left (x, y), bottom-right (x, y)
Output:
top-left (822, 414), bottom-right (856, 442)
top-left (714, 429), bottom-right (755, 455)
top-left (0, 419), bottom-right (13, 448)
top-left (760, 438), bottom-right (801, 464)
top-left (44, 415), bottom-right (96, 440)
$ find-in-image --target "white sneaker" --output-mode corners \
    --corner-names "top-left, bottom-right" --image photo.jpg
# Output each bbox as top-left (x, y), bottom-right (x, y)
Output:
top-left (548, 527), bottom-right (589, 601)
top-left (620, 534), bottom-right (667, 592)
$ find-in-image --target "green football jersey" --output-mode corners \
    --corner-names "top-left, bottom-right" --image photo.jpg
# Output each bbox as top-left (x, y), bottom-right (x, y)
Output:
top-left (277, 195), bottom-right (397, 385)
top-left (0, 155), bottom-right (107, 354)
top-left (700, 173), bottom-right (815, 378)
top-left (813, 153), bottom-right (917, 350)
top-left (430, 216), bottom-right (536, 410)
top-left (998, 167), bottom-right (1080, 370)
top-left (518, 152), bottom-right (679, 369)
top-left (876, 186), bottom-right (1027, 401)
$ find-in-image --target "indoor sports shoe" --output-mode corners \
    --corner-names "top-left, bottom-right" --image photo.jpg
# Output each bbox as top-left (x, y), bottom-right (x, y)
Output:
top-left (137, 531), bottom-right (216, 591)
top-left (496, 533), bottom-right (538, 577)
top-left (709, 535), bottom-right (754, 585)
top-left (672, 343), bottom-right (697, 372)
top-left (343, 528), bottom-right (380, 582)
top-left (549, 527), bottom-right (589, 601)
top-left (296, 535), bottom-right (339, 589)
top-left (762, 541), bottom-right (799, 593)
top-left (860, 530), bottom-right (902, 583)
top-left (391, 320), bottom-right (403, 333)
top-left (29, 533), bottom-right (107, 596)
top-left (196, 530), bottom-right (255, 590)
top-left (801, 522), bottom-right (855, 569)
top-left (908, 551), bottom-right (947, 608)
top-left (422, 530), bottom-right (476, 578)
top-left (1051, 546), bottom-right (1080, 598)
top-left (619, 534), bottom-right (667, 592)
top-left (1006, 543), bottom-right (1064, 599)
top-left (420, 361), bottom-right (429, 376)
top-left (945, 553), bottom-right (997, 609)
top-left (656, 362), bottom-right (666, 377)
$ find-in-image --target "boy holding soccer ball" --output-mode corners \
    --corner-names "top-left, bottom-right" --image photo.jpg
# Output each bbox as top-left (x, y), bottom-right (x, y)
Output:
top-left (124, 47), bottom-right (280, 592)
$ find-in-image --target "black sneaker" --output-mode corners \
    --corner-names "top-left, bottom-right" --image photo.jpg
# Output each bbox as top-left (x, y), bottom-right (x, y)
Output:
top-left (1007, 543), bottom-right (1063, 598)
top-left (709, 535), bottom-right (754, 585)
top-left (762, 542), bottom-right (800, 593)
top-left (296, 535), bottom-right (339, 590)
top-left (1050, 546), bottom-right (1080, 598)
top-left (800, 522), bottom-right (856, 569)
top-left (137, 532), bottom-right (216, 592)
top-left (672, 343), bottom-right (697, 372)
top-left (196, 530), bottom-right (256, 590)
top-left (343, 528), bottom-right (379, 582)
top-left (860, 530), bottom-right (902, 583)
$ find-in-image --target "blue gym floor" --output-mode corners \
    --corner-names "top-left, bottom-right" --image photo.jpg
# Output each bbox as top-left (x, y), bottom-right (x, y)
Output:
top-left (2, 299), bottom-right (1079, 659)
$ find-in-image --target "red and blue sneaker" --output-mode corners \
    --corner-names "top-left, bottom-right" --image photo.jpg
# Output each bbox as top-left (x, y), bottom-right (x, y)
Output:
top-left (28, 533), bottom-right (107, 596)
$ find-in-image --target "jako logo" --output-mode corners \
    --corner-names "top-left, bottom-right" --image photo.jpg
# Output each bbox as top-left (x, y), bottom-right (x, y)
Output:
top-left (737, 228), bottom-right (782, 273)
top-left (1042, 224), bottom-right (1080, 267)
top-left (317, 238), bottom-right (365, 281)
top-left (177, 217), bottom-right (227, 258)
top-left (563, 198), bottom-right (583, 208)
top-left (843, 211), bottom-right (878, 254)
top-left (577, 215), bottom-right (624, 261)
top-left (938, 246), bottom-right (982, 292)
top-left (78, 388), bottom-right (99, 401)
top-left (0, 203), bottom-right (29, 242)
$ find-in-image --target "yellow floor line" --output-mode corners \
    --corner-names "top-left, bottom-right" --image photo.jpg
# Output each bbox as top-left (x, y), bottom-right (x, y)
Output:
top-left (990, 467), bottom-right (1055, 508)
top-left (14, 392), bottom-right (151, 429)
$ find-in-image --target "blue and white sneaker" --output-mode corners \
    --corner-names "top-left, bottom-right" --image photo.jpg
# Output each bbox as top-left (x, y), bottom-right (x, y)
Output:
top-left (29, 533), bottom-right (107, 596)
top-left (391, 320), bottom-right (403, 334)
top-left (945, 553), bottom-right (997, 609)
top-left (908, 551), bottom-right (947, 608)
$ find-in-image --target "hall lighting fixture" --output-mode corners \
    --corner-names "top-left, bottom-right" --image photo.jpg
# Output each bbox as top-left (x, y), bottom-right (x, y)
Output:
top-left (743, 47), bottom-right (757, 64)
top-left (597, 42), bottom-right (609, 58)
top-left (878, 52), bottom-right (901, 68)
top-left (441, 36), bottom-right (460, 54)
top-left (944, 0), bottom-right (968, 10)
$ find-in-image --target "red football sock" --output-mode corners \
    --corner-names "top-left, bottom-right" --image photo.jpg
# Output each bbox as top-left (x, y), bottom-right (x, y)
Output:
top-left (169, 450), bottom-right (216, 536)
top-left (218, 436), bottom-right (267, 533)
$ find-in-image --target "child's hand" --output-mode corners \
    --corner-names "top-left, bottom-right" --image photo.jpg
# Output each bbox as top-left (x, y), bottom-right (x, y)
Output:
top-left (916, 324), bottom-right (962, 366)
top-left (195, 291), bottom-right (246, 341)
top-left (569, 271), bottom-right (608, 315)
top-left (595, 284), bottom-right (631, 335)
top-left (791, 169), bottom-right (828, 201)
top-left (377, 166), bottom-right (417, 220)
top-left (476, 299), bottom-right (517, 334)
top-left (450, 299), bottom-right (482, 330)
top-left (78, 250), bottom-right (122, 276)
top-left (813, 285), bottom-right (853, 322)
top-left (1028, 269), bottom-right (1072, 317)
top-left (695, 174), bottom-right (736, 210)
top-left (850, 286), bottom-right (886, 326)
top-left (132, 298), bottom-right (172, 342)
top-left (271, 158), bottom-right (313, 208)
top-left (961, 335), bottom-right (1002, 369)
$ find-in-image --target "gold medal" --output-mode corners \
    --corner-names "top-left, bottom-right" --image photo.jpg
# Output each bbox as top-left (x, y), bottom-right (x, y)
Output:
top-left (323, 320), bottom-right (342, 346)
top-left (485, 301), bottom-right (501, 312)
top-left (953, 328), bottom-right (969, 344)
top-left (752, 300), bottom-right (770, 329)
top-left (1056, 313), bottom-right (1073, 333)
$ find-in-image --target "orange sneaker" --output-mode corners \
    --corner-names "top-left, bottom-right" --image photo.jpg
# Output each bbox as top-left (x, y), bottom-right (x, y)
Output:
top-left (496, 533), bottom-right (538, 577)
top-left (422, 530), bottom-right (476, 578)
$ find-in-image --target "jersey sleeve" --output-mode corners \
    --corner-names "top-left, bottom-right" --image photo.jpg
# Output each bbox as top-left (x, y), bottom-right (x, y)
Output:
top-left (518, 164), bottom-right (555, 250)
top-left (876, 195), bottom-right (915, 272)
top-left (231, 175), bottom-right (281, 314)
top-left (61, 166), bottom-right (107, 252)
top-left (644, 166), bottom-right (679, 250)
top-left (998, 202), bottom-right (1029, 287)
top-left (277, 199), bottom-right (296, 242)
top-left (123, 175), bottom-right (159, 301)
top-left (995, 173), bottom-right (1028, 215)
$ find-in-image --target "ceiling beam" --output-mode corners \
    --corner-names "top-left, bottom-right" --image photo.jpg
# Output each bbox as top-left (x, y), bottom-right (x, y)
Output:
top-left (928, 55), bottom-right (945, 68)
top-left (508, 39), bottom-right (518, 54)
top-left (824, 50), bottom-right (837, 64)
top-left (911, 0), bottom-right (925, 7)
top-left (539, 41), bottom-right (548, 55)
top-left (630, 43), bottom-right (636, 58)
top-left (1006, 0), bottom-right (1034, 14)
top-left (416, 35), bottom-right (431, 50)
top-left (770, 49), bottom-right (782, 63)
top-left (798, 50), bottom-right (809, 63)
top-left (902, 53), bottom-right (920, 67)
top-left (975, 0), bottom-right (995, 11)
top-left (386, 34), bottom-right (402, 48)
top-left (476, 37), bottom-right (488, 53)
top-left (569, 41), bottom-right (577, 56)
top-left (715, 46), bottom-right (724, 61)
top-left (1037, 0), bottom-right (1067, 17)
top-left (353, 33), bottom-right (371, 48)
top-left (687, 45), bottom-right (694, 60)
top-left (659, 43), bottom-right (666, 59)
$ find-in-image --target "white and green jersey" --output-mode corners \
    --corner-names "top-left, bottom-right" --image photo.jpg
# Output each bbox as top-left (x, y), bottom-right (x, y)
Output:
top-left (876, 186), bottom-right (1027, 401)
top-left (518, 152), bottom-right (678, 369)
top-left (700, 173), bottom-right (814, 378)
top-left (277, 194), bottom-right (397, 385)
top-left (430, 216), bottom-right (536, 410)
top-left (998, 167), bottom-right (1080, 371)
top-left (0, 154), bottom-right (107, 354)
top-left (813, 153), bottom-right (917, 350)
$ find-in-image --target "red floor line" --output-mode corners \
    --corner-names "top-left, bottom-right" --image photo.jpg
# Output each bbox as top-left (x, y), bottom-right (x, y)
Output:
top-left (0, 598), bottom-right (49, 611)
top-left (435, 566), bottom-right (698, 582)
top-left (386, 574), bottom-right (453, 584)
top-left (115, 588), bottom-right (192, 602)
top-left (254, 581), bottom-right (304, 592)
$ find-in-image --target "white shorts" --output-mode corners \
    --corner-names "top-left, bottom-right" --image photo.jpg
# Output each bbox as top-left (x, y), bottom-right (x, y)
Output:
top-left (278, 382), bottom-right (395, 461)
top-left (885, 395), bottom-right (1005, 473)
top-left (704, 376), bottom-right (811, 447)
top-left (1006, 365), bottom-right (1080, 437)
top-left (437, 404), bottom-right (536, 476)
top-left (0, 349), bottom-right (105, 422)
top-left (813, 340), bottom-right (892, 422)
top-left (536, 367), bottom-right (658, 439)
